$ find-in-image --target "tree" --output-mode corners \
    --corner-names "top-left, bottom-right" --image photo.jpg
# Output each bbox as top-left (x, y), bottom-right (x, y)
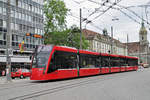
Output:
top-left (44, 0), bottom-right (68, 45)
top-left (44, 0), bottom-right (89, 49)
top-left (67, 25), bottom-right (89, 49)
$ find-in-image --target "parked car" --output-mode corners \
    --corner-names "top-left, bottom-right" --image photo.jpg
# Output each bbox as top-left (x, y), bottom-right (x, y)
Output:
top-left (11, 69), bottom-right (31, 79)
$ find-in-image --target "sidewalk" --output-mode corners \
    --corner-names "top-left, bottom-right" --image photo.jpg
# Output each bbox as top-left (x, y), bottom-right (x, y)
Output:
top-left (0, 77), bottom-right (30, 84)
top-left (0, 76), bottom-right (6, 84)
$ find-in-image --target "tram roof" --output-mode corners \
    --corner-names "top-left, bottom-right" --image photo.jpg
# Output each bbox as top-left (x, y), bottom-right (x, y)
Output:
top-left (79, 50), bottom-right (99, 55)
top-left (125, 56), bottom-right (138, 59)
top-left (54, 46), bottom-right (77, 53)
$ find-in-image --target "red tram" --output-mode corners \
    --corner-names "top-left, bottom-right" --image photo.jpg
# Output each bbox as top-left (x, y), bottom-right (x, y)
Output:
top-left (30, 45), bottom-right (138, 80)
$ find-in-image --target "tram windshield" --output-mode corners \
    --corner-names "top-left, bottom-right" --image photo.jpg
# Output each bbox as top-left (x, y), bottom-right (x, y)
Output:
top-left (32, 45), bottom-right (53, 68)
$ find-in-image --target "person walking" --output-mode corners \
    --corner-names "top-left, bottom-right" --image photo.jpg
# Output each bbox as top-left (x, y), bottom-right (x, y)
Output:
top-left (2, 70), bottom-right (5, 76)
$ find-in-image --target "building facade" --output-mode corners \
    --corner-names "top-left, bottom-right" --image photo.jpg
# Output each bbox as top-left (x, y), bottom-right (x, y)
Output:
top-left (127, 22), bottom-right (150, 65)
top-left (82, 29), bottom-right (128, 55)
top-left (0, 0), bottom-right (44, 71)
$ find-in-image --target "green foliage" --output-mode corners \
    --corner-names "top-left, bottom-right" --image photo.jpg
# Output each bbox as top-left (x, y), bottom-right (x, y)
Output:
top-left (66, 25), bottom-right (89, 49)
top-left (43, 0), bottom-right (89, 49)
top-left (44, 0), bottom-right (68, 45)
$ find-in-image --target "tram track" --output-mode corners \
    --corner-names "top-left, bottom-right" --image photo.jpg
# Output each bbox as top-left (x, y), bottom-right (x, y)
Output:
top-left (0, 75), bottom-right (99, 91)
top-left (0, 71), bottom-right (124, 91)
top-left (8, 71), bottom-right (136, 100)
top-left (9, 77), bottom-right (104, 100)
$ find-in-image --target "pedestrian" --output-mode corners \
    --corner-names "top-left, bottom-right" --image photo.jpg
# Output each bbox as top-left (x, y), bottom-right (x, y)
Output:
top-left (2, 70), bottom-right (5, 76)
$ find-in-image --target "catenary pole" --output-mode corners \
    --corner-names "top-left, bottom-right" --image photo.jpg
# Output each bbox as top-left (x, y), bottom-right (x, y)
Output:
top-left (127, 34), bottom-right (129, 56)
top-left (80, 8), bottom-right (82, 50)
top-left (6, 0), bottom-right (12, 82)
top-left (111, 26), bottom-right (113, 54)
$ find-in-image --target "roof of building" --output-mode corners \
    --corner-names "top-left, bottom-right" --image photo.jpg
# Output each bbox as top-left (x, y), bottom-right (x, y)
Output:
top-left (125, 42), bottom-right (140, 54)
top-left (82, 29), bottom-right (126, 47)
top-left (82, 29), bottom-right (98, 38)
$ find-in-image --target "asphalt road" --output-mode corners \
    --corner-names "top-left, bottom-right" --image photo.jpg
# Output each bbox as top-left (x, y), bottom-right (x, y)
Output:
top-left (0, 68), bottom-right (150, 100)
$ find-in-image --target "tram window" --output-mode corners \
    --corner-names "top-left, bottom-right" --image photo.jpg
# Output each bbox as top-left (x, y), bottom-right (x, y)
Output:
top-left (48, 51), bottom-right (77, 73)
top-left (127, 59), bottom-right (138, 66)
top-left (101, 56), bottom-right (109, 67)
top-left (110, 57), bottom-right (120, 67)
top-left (120, 58), bottom-right (126, 66)
top-left (96, 56), bottom-right (101, 67)
top-left (79, 54), bottom-right (99, 68)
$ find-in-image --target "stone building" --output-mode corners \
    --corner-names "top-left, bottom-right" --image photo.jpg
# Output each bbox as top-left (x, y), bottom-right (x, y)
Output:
top-left (126, 21), bottom-right (150, 65)
top-left (82, 29), bottom-right (127, 55)
top-left (0, 0), bottom-right (44, 71)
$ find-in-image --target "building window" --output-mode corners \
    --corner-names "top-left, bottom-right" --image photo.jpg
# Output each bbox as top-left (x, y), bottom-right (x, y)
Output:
top-left (15, 24), bottom-right (19, 30)
top-left (10, 0), bottom-right (16, 6)
top-left (0, 32), bottom-right (3, 40)
top-left (11, 10), bottom-right (14, 17)
top-left (22, 2), bottom-right (24, 9)
top-left (3, 8), bottom-right (6, 15)
top-left (11, 23), bottom-right (14, 30)
top-left (18, 0), bottom-right (22, 7)
top-left (15, 12), bottom-right (19, 19)
top-left (23, 25), bottom-right (26, 31)
top-left (19, 13), bottom-right (21, 19)
top-left (16, 35), bottom-right (18, 41)
top-left (29, 4), bottom-right (32, 11)
top-left (24, 3), bottom-right (27, 10)
top-left (23, 37), bottom-right (25, 41)
top-left (19, 24), bottom-right (22, 31)
top-left (32, 6), bottom-right (35, 12)
top-left (0, 7), bottom-right (2, 14)
top-left (3, 21), bottom-right (6, 28)
top-left (29, 16), bottom-right (31, 22)
top-left (12, 34), bottom-right (14, 41)
top-left (3, 33), bottom-right (6, 40)
top-left (41, 9), bottom-right (43, 15)
top-left (0, 19), bottom-right (3, 27)
top-left (16, 0), bottom-right (19, 6)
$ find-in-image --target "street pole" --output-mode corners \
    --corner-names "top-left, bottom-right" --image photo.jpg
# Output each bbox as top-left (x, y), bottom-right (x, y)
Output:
top-left (111, 26), bottom-right (113, 54)
top-left (80, 8), bottom-right (82, 50)
top-left (139, 42), bottom-right (141, 64)
top-left (127, 34), bottom-right (129, 56)
top-left (111, 18), bottom-right (119, 54)
top-left (6, 0), bottom-right (12, 82)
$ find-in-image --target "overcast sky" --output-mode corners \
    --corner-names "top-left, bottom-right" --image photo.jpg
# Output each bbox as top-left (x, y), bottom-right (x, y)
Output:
top-left (64, 0), bottom-right (150, 43)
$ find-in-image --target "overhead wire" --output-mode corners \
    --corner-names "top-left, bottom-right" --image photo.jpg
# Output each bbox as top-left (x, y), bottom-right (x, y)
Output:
top-left (87, 0), bottom-right (122, 21)
top-left (71, 0), bottom-right (88, 4)
top-left (68, 0), bottom-right (149, 34)
top-left (87, 0), bottom-right (141, 25)
top-left (145, 6), bottom-right (149, 25)
top-left (110, 2), bottom-right (150, 25)
top-left (87, 0), bottom-right (110, 18)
